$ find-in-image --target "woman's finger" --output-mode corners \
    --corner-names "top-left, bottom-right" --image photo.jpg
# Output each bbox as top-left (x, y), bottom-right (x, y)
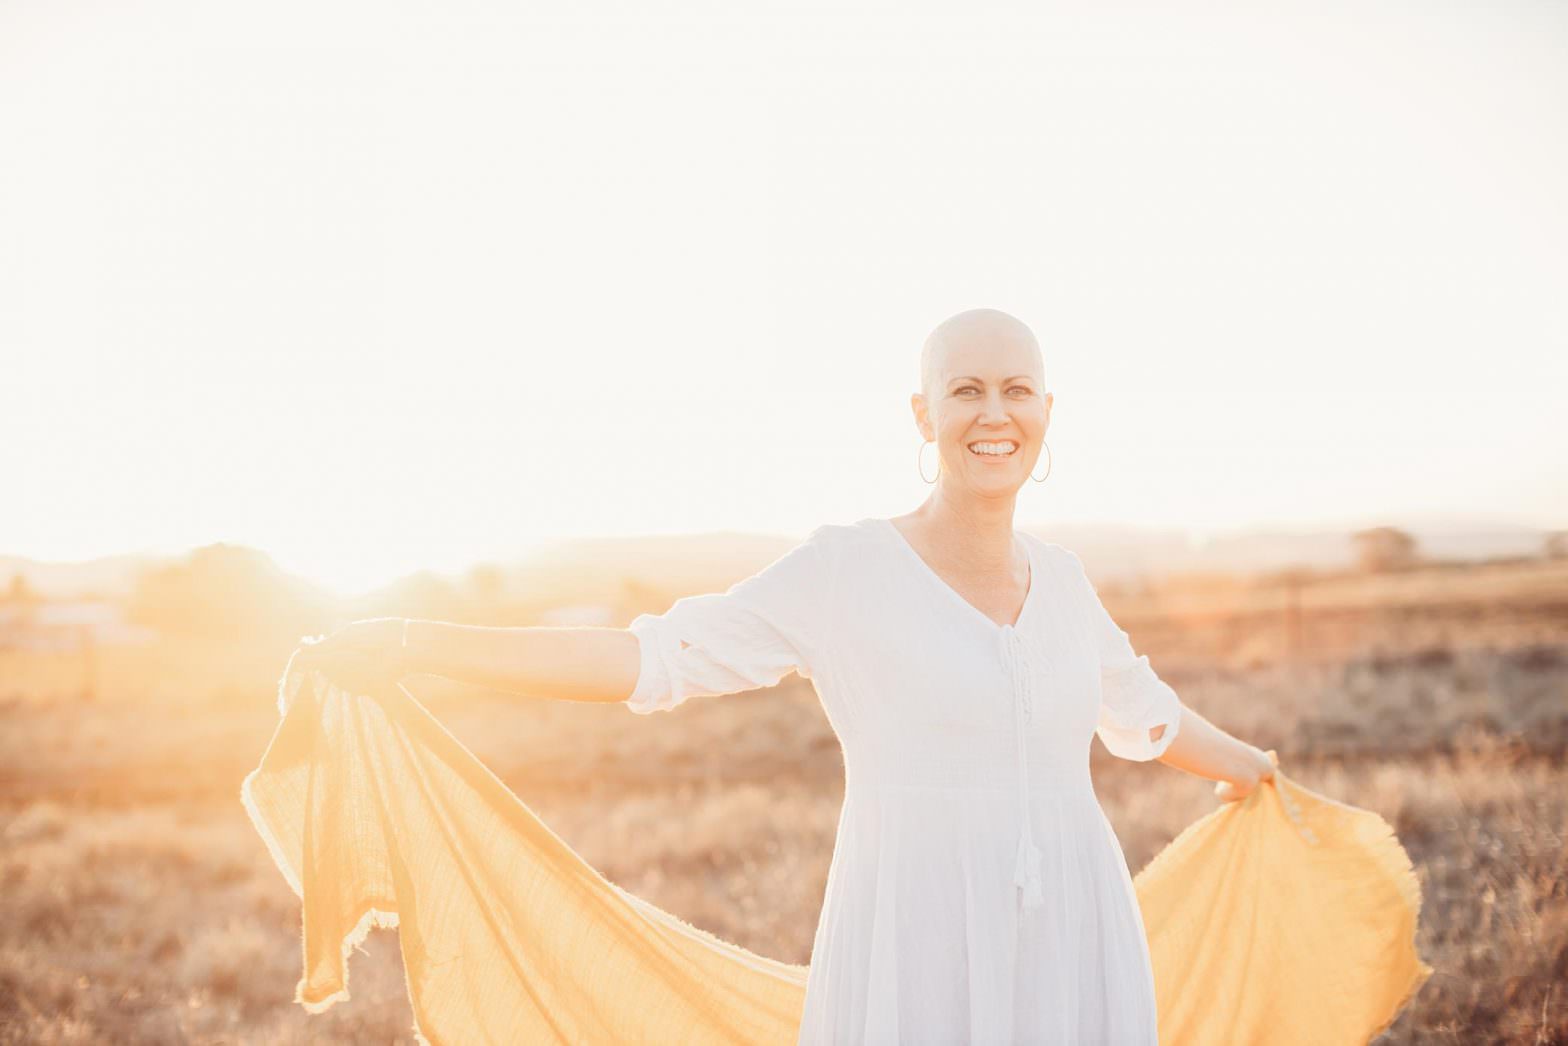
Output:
top-left (1215, 778), bottom-right (1255, 804)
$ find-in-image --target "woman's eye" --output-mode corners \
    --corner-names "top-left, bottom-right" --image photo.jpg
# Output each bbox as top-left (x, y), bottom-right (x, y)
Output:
top-left (955, 385), bottom-right (1032, 396)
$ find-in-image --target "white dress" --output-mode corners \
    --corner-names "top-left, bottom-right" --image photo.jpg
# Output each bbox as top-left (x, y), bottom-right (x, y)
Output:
top-left (625, 517), bottom-right (1183, 1045)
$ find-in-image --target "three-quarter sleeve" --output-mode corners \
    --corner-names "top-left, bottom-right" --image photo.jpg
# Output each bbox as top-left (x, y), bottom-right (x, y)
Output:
top-left (624, 525), bottom-right (834, 715)
top-left (1070, 551), bottom-right (1182, 761)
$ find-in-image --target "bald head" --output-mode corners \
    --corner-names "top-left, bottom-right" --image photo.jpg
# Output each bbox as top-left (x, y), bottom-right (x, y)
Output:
top-left (920, 308), bottom-right (1044, 402)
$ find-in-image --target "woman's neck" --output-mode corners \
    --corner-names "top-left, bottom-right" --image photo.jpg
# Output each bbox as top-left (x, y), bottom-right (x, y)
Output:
top-left (898, 492), bottom-right (1022, 574)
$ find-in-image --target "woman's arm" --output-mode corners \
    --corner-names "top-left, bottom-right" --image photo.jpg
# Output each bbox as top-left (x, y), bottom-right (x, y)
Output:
top-left (297, 618), bottom-right (642, 705)
top-left (404, 621), bottom-right (640, 704)
top-left (1157, 702), bottom-right (1276, 801)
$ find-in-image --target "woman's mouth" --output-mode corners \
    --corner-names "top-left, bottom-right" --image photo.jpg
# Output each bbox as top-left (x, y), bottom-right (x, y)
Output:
top-left (967, 440), bottom-right (1019, 461)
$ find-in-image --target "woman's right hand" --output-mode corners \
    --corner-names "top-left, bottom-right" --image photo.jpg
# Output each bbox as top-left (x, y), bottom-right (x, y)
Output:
top-left (293, 617), bottom-right (408, 694)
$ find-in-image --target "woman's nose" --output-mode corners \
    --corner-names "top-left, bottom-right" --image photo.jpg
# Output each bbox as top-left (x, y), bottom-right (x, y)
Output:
top-left (978, 390), bottom-right (1011, 422)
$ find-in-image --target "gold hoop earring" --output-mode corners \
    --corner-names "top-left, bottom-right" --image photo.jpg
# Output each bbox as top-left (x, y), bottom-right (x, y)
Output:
top-left (1031, 442), bottom-right (1052, 483)
top-left (917, 439), bottom-right (940, 484)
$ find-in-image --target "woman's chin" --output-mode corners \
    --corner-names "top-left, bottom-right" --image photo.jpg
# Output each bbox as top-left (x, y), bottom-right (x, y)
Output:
top-left (956, 470), bottom-right (1024, 495)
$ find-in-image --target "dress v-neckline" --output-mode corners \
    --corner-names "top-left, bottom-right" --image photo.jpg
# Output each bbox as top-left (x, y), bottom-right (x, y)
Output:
top-left (874, 517), bottom-right (1037, 633)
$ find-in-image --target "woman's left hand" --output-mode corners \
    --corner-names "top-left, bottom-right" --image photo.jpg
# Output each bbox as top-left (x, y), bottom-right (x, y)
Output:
top-left (1214, 747), bottom-right (1278, 804)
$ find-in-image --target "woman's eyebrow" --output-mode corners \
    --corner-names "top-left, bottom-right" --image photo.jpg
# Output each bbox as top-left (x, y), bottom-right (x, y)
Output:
top-left (948, 375), bottom-right (1035, 385)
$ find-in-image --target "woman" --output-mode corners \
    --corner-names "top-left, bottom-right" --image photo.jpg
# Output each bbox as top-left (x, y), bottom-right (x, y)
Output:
top-left (299, 307), bottom-right (1276, 1044)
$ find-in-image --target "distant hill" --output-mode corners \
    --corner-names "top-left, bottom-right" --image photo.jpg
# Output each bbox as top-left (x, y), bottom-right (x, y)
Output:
top-left (1030, 517), bottom-right (1555, 582)
top-left (1, 516), bottom-right (1556, 602)
top-left (516, 517), bottom-right (1559, 593)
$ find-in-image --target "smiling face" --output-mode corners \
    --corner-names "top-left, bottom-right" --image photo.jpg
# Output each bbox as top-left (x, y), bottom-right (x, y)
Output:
top-left (913, 308), bottom-right (1052, 499)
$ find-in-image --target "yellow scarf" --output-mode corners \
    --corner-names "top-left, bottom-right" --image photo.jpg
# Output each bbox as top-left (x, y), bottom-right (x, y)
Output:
top-left (242, 654), bottom-right (1432, 1045)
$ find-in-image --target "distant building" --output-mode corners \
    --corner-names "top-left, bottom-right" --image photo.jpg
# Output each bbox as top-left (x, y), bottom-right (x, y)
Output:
top-left (0, 600), bottom-right (159, 652)
top-left (1350, 527), bottom-right (1419, 572)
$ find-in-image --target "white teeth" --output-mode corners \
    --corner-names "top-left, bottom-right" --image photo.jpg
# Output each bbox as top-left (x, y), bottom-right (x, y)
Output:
top-left (968, 441), bottom-right (1018, 456)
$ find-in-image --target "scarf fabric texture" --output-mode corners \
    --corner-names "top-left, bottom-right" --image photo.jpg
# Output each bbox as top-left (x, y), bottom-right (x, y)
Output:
top-left (241, 652), bottom-right (1433, 1045)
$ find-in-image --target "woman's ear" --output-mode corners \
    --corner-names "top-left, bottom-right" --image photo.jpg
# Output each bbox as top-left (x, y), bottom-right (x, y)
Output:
top-left (911, 391), bottom-right (933, 442)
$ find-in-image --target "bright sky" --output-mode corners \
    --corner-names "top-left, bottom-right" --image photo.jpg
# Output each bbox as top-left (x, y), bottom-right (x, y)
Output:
top-left (4, 0), bottom-right (1564, 596)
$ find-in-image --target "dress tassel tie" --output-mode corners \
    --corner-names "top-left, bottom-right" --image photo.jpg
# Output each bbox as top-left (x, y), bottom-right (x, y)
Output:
top-left (1014, 834), bottom-right (1044, 908)
top-left (1003, 628), bottom-right (1044, 910)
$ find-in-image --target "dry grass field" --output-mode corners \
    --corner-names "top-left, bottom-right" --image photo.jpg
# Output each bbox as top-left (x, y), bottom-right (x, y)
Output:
top-left (2, 556), bottom-right (1565, 1043)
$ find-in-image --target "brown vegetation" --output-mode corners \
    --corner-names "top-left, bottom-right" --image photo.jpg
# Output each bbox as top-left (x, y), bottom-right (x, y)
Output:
top-left (1, 557), bottom-right (1565, 1043)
